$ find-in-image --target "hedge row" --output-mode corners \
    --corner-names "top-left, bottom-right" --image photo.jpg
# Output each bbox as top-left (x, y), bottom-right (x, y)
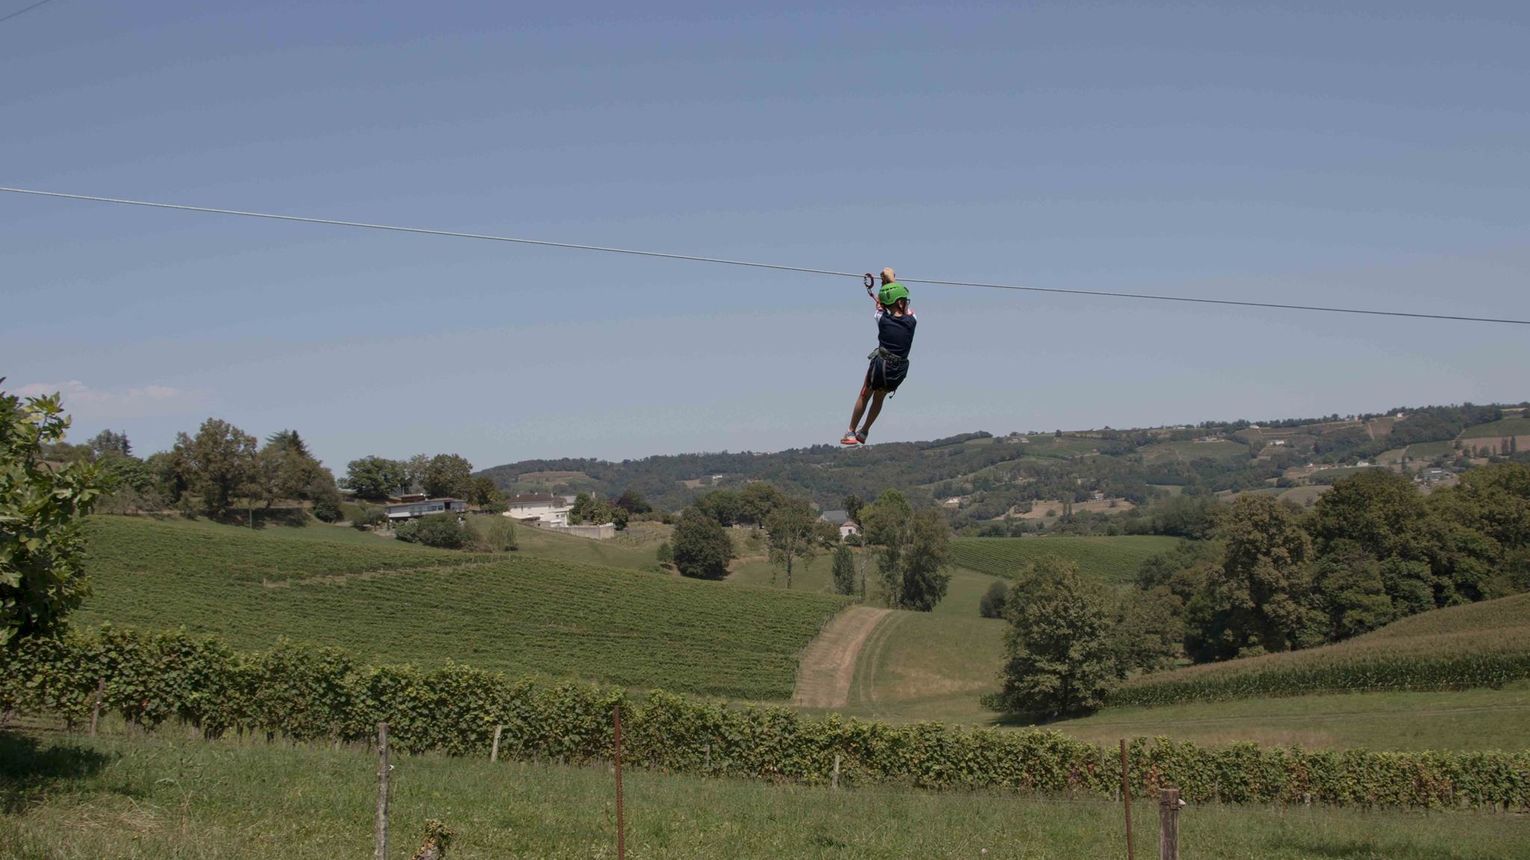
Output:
top-left (1107, 651), bottom-right (1530, 708)
top-left (3, 626), bottom-right (1526, 811)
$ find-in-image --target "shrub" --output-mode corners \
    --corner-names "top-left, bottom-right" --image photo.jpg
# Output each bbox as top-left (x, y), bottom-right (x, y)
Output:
top-left (395, 515), bottom-right (467, 549)
top-left (466, 516), bottom-right (517, 552)
top-left (312, 496), bottom-right (344, 523)
top-left (351, 506), bottom-right (386, 530)
top-left (3, 625), bottom-right (1526, 811)
top-left (978, 580), bottom-right (1008, 618)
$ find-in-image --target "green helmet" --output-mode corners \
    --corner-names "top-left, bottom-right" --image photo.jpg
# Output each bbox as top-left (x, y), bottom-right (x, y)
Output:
top-left (879, 281), bottom-right (910, 305)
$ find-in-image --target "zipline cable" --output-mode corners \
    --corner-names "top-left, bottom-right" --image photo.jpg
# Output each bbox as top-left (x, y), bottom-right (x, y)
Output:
top-left (4, 185), bottom-right (1528, 327)
top-left (0, 0), bottom-right (59, 26)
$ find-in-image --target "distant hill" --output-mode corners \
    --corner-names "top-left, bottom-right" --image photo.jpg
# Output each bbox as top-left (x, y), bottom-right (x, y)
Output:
top-left (478, 401), bottom-right (1528, 524)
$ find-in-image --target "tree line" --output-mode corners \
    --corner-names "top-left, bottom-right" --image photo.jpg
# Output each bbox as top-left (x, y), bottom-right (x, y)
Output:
top-left (986, 462), bottom-right (1530, 720)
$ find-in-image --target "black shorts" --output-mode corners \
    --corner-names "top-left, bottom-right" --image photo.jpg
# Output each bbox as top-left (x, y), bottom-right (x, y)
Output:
top-left (867, 352), bottom-right (909, 393)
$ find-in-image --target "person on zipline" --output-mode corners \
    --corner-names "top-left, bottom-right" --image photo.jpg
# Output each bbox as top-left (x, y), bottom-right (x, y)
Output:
top-left (842, 267), bottom-right (916, 446)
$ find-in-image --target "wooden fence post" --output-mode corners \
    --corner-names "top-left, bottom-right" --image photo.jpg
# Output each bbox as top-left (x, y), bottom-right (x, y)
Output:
top-left (375, 722), bottom-right (390, 860)
top-left (613, 704), bottom-right (625, 860)
top-left (491, 724), bottom-right (503, 763)
top-left (1158, 787), bottom-right (1182, 860)
top-left (1120, 740), bottom-right (1134, 860)
top-left (89, 678), bottom-right (106, 737)
top-left (831, 753), bottom-right (842, 790)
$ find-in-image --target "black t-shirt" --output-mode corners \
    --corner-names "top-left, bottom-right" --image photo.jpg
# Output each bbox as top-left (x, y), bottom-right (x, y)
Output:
top-left (876, 309), bottom-right (916, 359)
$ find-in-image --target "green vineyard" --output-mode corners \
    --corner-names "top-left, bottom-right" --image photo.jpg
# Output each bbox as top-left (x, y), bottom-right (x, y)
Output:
top-left (950, 535), bottom-right (1182, 584)
top-left (77, 517), bottom-right (847, 699)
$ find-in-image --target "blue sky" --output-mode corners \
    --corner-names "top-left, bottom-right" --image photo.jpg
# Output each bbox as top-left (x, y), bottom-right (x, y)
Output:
top-left (3, 1), bottom-right (1527, 471)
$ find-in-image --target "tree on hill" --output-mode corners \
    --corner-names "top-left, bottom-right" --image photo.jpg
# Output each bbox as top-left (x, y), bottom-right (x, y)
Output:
top-left (1, 383), bottom-right (104, 644)
top-left (1187, 494), bottom-right (1319, 660)
top-left (423, 454), bottom-right (474, 499)
top-left (87, 428), bottom-right (131, 458)
top-left (861, 490), bottom-right (951, 611)
top-left (467, 476), bottom-right (507, 512)
top-left (765, 496), bottom-right (820, 588)
top-left (695, 489), bottom-right (743, 526)
top-left (344, 456), bottom-right (407, 501)
top-left (253, 430), bottom-right (337, 511)
top-left (986, 558), bottom-right (1120, 719)
top-left (615, 488), bottom-right (652, 515)
top-left (740, 482), bottom-right (786, 527)
top-left (672, 507), bottom-right (734, 580)
top-left (174, 418), bottom-right (259, 518)
top-left (978, 580), bottom-right (1008, 618)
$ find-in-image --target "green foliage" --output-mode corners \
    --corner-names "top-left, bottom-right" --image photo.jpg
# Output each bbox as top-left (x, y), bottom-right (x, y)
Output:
top-left (765, 496), bottom-right (820, 589)
top-left (862, 491), bottom-right (951, 610)
top-left (394, 515), bottom-right (468, 549)
top-left (989, 559), bottom-right (1120, 719)
top-left (1112, 585), bottom-right (1184, 673)
top-left (655, 540), bottom-right (673, 566)
top-left (672, 507), bottom-right (734, 580)
top-left (423, 454), bottom-right (474, 499)
top-left (977, 580), bottom-right (1008, 618)
top-left (343, 456), bottom-right (407, 501)
top-left (1112, 592), bottom-right (1530, 706)
top-left (173, 418), bottom-right (259, 517)
top-left (568, 492), bottom-right (625, 528)
top-left (831, 545), bottom-right (856, 596)
top-left (0, 385), bottom-right (104, 643)
top-left (6, 626), bottom-right (1526, 811)
top-left (465, 515), bottom-right (517, 552)
top-left (466, 476), bottom-right (506, 512)
top-left (86, 428), bottom-right (132, 458)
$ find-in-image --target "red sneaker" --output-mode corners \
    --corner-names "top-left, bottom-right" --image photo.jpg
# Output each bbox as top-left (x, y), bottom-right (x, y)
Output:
top-left (840, 431), bottom-right (860, 446)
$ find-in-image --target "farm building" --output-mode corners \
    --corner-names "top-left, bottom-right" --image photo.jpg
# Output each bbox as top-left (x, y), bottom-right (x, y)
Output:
top-left (385, 497), bottom-right (468, 521)
top-left (505, 493), bottom-right (573, 526)
top-left (839, 520), bottom-right (861, 541)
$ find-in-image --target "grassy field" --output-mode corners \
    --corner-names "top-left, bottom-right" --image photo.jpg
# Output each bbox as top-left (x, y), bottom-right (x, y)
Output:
top-left (1405, 440), bottom-right (1457, 459)
top-left (840, 609), bottom-right (1007, 725)
top-left (1139, 439), bottom-right (1250, 463)
top-left (513, 519), bottom-right (672, 571)
top-left (1113, 592), bottom-right (1530, 706)
top-left (78, 516), bottom-right (846, 700)
top-left (4, 729), bottom-right (1524, 860)
top-left (950, 535), bottom-right (1183, 584)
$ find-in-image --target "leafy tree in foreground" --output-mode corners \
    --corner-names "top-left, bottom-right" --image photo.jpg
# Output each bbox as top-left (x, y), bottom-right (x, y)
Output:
top-left (986, 558), bottom-right (1119, 720)
top-left (831, 544), bottom-right (856, 596)
top-left (765, 496), bottom-right (819, 588)
top-left (174, 418), bottom-right (258, 518)
top-left (672, 507), bottom-right (734, 580)
top-left (344, 456), bottom-right (407, 501)
top-left (1, 384), bottom-right (104, 644)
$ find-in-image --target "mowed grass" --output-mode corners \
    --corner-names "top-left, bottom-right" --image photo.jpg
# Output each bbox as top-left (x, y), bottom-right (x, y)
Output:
top-left (1114, 593), bottom-right (1530, 706)
top-left (78, 516), bottom-right (847, 700)
top-left (840, 609), bottom-right (1007, 725)
top-left (950, 535), bottom-right (1182, 584)
top-left (6, 730), bottom-right (1524, 860)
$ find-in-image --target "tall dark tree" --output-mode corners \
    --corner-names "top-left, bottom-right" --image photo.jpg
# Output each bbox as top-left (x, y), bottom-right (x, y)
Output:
top-left (861, 490), bottom-right (951, 611)
top-left (1191, 494), bottom-right (1319, 659)
top-left (988, 558), bottom-right (1120, 719)
top-left (831, 545), bottom-right (856, 596)
top-left (672, 507), bottom-right (734, 580)
top-left (765, 496), bottom-right (819, 588)
top-left (87, 428), bottom-right (132, 459)
top-left (423, 454), bottom-right (474, 499)
top-left (174, 418), bottom-right (259, 517)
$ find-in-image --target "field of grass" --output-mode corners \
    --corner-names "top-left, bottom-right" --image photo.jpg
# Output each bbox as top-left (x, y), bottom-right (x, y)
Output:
top-left (1113, 593), bottom-right (1530, 706)
top-left (513, 520), bottom-right (672, 571)
top-left (78, 516), bottom-right (846, 700)
top-left (1405, 440), bottom-right (1457, 459)
top-left (1460, 417), bottom-right (1530, 438)
top-left (840, 609), bottom-right (1006, 725)
top-left (950, 535), bottom-right (1183, 584)
top-left (1011, 434), bottom-right (1102, 458)
top-left (5, 730), bottom-right (1523, 860)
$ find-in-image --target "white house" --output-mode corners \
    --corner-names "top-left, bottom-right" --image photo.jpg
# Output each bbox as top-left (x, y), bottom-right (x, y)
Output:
top-left (839, 520), bottom-right (861, 541)
top-left (504, 493), bottom-right (573, 526)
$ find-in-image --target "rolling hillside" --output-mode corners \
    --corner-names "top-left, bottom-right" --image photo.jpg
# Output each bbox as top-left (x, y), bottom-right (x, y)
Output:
top-left (76, 516), bottom-right (847, 699)
top-left (949, 535), bottom-right (1181, 584)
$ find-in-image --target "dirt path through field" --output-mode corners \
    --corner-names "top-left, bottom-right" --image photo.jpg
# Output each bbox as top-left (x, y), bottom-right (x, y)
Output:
top-left (792, 606), bottom-right (892, 709)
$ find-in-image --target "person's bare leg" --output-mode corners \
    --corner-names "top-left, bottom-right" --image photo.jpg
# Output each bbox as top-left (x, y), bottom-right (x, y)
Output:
top-left (859, 390), bottom-right (888, 436)
top-left (847, 381), bottom-right (871, 433)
